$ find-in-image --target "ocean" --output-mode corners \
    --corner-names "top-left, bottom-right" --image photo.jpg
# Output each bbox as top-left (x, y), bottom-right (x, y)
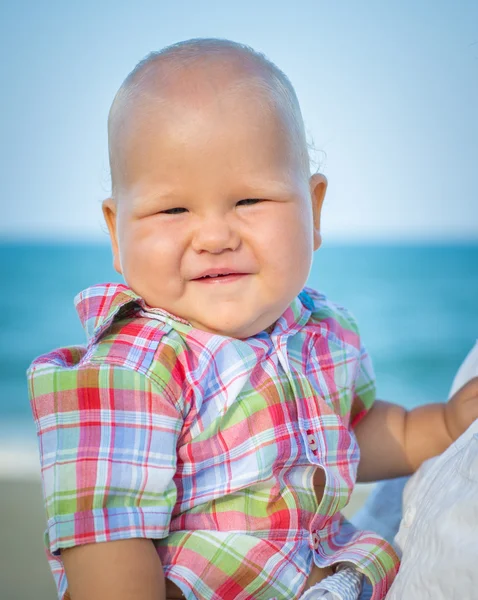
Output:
top-left (1, 242), bottom-right (477, 446)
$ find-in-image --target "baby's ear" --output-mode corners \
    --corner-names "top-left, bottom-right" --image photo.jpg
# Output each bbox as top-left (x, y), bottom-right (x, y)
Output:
top-left (102, 198), bottom-right (122, 274)
top-left (309, 174), bottom-right (327, 250)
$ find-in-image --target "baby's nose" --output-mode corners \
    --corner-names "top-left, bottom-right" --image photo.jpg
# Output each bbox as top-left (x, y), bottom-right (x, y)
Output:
top-left (191, 215), bottom-right (240, 254)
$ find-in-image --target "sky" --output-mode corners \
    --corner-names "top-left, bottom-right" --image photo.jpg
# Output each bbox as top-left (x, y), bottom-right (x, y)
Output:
top-left (1, 0), bottom-right (477, 242)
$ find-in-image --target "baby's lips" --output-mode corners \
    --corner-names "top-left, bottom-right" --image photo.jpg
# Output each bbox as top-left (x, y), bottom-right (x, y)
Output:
top-left (192, 267), bottom-right (250, 280)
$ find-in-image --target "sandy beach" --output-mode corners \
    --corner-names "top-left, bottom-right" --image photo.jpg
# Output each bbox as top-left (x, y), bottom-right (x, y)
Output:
top-left (0, 446), bottom-right (372, 600)
top-left (1, 477), bottom-right (57, 600)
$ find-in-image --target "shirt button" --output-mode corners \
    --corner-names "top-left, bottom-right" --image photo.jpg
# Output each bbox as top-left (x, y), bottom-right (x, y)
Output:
top-left (311, 532), bottom-right (320, 550)
top-left (307, 433), bottom-right (318, 452)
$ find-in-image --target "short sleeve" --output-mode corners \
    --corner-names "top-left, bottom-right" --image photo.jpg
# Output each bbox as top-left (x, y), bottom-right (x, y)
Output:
top-left (28, 357), bottom-right (183, 555)
top-left (333, 304), bottom-right (377, 428)
top-left (350, 344), bottom-right (376, 428)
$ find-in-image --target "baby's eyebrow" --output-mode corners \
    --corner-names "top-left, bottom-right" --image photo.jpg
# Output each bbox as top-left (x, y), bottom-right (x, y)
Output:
top-left (129, 188), bottom-right (181, 207)
top-left (238, 179), bottom-right (303, 199)
top-left (126, 178), bottom-right (303, 209)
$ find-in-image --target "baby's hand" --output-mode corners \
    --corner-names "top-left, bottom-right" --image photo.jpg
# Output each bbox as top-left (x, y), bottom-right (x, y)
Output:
top-left (444, 377), bottom-right (478, 441)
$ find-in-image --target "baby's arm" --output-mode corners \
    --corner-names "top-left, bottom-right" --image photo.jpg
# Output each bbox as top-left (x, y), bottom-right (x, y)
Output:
top-left (62, 538), bottom-right (166, 600)
top-left (354, 378), bottom-right (478, 481)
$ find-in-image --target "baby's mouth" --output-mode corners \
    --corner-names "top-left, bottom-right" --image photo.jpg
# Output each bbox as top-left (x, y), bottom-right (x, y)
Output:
top-left (193, 269), bottom-right (249, 283)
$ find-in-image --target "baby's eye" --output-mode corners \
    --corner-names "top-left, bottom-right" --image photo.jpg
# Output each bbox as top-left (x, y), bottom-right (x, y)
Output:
top-left (236, 198), bottom-right (263, 207)
top-left (161, 207), bottom-right (188, 215)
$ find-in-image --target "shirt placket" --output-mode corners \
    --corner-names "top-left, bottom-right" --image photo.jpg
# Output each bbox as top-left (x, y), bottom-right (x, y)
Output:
top-left (272, 333), bottom-right (334, 559)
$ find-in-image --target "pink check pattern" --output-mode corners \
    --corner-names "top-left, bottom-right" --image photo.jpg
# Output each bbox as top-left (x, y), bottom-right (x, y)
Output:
top-left (28, 284), bottom-right (399, 599)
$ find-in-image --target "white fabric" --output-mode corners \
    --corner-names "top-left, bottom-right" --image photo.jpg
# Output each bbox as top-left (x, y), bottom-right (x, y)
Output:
top-left (386, 340), bottom-right (478, 599)
top-left (448, 339), bottom-right (478, 397)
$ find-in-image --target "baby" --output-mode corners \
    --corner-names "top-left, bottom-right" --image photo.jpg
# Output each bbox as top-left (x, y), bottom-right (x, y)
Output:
top-left (28, 39), bottom-right (478, 600)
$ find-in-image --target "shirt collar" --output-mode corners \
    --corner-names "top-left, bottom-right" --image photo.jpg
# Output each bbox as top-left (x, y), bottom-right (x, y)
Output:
top-left (75, 283), bottom-right (313, 342)
top-left (272, 289), bottom-right (314, 337)
top-left (75, 283), bottom-right (189, 342)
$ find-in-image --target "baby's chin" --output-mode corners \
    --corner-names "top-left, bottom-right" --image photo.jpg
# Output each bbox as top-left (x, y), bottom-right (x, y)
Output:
top-left (139, 287), bottom-right (285, 338)
top-left (187, 313), bottom-right (275, 339)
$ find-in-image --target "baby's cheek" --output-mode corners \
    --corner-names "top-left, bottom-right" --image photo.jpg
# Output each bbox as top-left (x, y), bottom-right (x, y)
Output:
top-left (276, 230), bottom-right (312, 281)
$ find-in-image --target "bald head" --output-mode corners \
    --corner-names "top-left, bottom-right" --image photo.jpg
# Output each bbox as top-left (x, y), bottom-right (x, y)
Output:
top-left (108, 38), bottom-right (310, 195)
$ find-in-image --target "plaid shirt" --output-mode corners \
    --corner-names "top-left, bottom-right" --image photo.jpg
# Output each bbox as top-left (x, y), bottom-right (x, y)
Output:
top-left (28, 283), bottom-right (399, 600)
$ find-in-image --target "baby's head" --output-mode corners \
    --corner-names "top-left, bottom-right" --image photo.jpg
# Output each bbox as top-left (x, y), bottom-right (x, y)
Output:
top-left (103, 38), bottom-right (327, 338)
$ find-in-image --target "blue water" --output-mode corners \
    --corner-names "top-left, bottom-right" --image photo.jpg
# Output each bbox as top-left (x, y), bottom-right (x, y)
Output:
top-left (1, 242), bottom-right (477, 442)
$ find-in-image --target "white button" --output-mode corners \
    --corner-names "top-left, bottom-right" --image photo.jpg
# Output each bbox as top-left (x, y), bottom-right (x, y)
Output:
top-left (307, 433), bottom-right (318, 452)
top-left (311, 531), bottom-right (320, 550)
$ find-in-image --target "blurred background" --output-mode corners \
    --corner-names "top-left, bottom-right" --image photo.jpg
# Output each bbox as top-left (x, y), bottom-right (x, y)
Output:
top-left (1, 1), bottom-right (477, 598)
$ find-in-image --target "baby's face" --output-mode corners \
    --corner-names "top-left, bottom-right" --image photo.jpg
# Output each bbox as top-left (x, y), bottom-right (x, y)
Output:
top-left (104, 82), bottom-right (326, 338)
